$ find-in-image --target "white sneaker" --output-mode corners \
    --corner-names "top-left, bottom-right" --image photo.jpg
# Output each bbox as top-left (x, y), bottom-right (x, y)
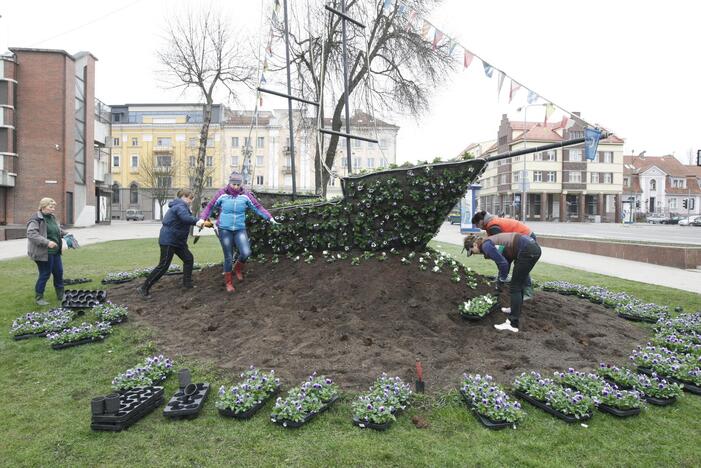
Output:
top-left (494, 319), bottom-right (519, 332)
top-left (501, 307), bottom-right (511, 314)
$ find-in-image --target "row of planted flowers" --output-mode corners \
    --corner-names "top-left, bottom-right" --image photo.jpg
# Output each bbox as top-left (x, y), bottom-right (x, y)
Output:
top-left (10, 302), bottom-right (129, 349)
top-left (541, 281), bottom-right (674, 322)
top-left (101, 263), bottom-right (210, 284)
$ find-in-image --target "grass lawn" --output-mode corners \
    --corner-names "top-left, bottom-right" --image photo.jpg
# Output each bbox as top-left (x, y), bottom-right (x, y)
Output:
top-left (1, 237), bottom-right (700, 467)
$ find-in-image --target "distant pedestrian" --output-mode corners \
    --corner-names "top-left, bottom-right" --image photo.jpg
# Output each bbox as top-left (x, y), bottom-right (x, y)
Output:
top-left (137, 189), bottom-right (210, 298)
top-left (26, 198), bottom-right (70, 305)
top-left (464, 233), bottom-right (541, 333)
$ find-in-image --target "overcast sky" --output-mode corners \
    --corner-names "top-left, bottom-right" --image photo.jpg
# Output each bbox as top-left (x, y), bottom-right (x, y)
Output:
top-left (2, 0), bottom-right (699, 165)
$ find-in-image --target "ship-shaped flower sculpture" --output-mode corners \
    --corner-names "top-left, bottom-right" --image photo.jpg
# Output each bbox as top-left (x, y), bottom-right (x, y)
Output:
top-left (247, 158), bottom-right (485, 254)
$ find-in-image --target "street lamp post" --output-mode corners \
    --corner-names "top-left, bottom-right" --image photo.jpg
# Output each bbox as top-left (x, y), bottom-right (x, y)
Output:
top-left (516, 104), bottom-right (547, 221)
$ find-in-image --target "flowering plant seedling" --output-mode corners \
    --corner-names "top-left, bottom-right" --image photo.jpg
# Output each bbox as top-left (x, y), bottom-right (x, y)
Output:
top-left (216, 367), bottom-right (280, 414)
top-left (46, 321), bottom-right (111, 345)
top-left (92, 301), bottom-right (128, 323)
top-left (458, 294), bottom-right (497, 318)
top-left (10, 309), bottom-right (74, 337)
top-left (111, 354), bottom-right (173, 391)
top-left (461, 373), bottom-right (524, 424)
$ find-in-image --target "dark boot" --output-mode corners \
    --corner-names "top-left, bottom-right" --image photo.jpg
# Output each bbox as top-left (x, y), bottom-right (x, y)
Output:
top-left (234, 261), bottom-right (245, 282)
top-left (224, 272), bottom-right (235, 293)
top-left (35, 293), bottom-right (49, 306)
top-left (183, 281), bottom-right (195, 289)
top-left (55, 287), bottom-right (65, 302)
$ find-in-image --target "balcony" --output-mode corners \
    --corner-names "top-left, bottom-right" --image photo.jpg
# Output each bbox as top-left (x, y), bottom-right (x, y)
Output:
top-left (153, 145), bottom-right (173, 153)
top-left (0, 154), bottom-right (16, 187)
top-left (281, 165), bottom-right (293, 174)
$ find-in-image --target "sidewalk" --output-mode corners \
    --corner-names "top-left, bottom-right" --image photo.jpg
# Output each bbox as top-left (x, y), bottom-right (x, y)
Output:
top-left (434, 223), bottom-right (701, 295)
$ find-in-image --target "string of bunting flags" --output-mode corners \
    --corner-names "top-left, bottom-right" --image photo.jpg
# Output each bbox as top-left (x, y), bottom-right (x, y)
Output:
top-left (382, 0), bottom-right (604, 159)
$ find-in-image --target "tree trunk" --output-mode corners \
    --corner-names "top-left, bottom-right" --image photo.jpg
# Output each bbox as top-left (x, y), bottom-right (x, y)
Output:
top-left (192, 99), bottom-right (213, 216)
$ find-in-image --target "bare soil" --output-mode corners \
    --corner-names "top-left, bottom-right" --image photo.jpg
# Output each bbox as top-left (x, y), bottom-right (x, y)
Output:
top-left (107, 253), bottom-right (649, 390)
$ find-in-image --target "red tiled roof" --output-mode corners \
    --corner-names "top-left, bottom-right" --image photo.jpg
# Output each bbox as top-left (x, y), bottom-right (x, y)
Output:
top-left (512, 124), bottom-right (563, 143)
top-left (623, 155), bottom-right (701, 195)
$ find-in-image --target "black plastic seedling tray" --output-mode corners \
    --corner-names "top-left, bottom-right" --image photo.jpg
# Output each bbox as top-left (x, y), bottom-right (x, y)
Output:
top-left (218, 387), bottom-right (280, 420)
top-left (163, 383), bottom-right (210, 420)
top-left (513, 390), bottom-right (592, 423)
top-left (644, 395), bottom-right (677, 406)
top-left (13, 331), bottom-right (48, 341)
top-left (460, 390), bottom-right (512, 430)
top-left (64, 278), bottom-right (92, 285)
top-left (272, 395), bottom-right (339, 429)
top-left (352, 416), bottom-right (391, 431)
top-left (597, 403), bottom-right (641, 418)
top-left (51, 336), bottom-right (105, 350)
top-left (91, 387), bottom-right (164, 431)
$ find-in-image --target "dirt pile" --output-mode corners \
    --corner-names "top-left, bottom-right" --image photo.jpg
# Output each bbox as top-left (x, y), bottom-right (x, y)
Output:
top-left (107, 254), bottom-right (649, 390)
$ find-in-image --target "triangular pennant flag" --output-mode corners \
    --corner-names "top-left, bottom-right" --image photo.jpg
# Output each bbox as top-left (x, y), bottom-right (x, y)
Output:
top-left (263, 58), bottom-right (269, 72)
top-left (527, 90), bottom-right (539, 104)
top-left (496, 71), bottom-right (505, 97)
top-left (448, 40), bottom-right (457, 57)
top-left (398, 3), bottom-right (406, 15)
top-left (509, 80), bottom-right (521, 103)
top-left (482, 61), bottom-right (494, 78)
top-left (432, 30), bottom-right (444, 50)
top-left (421, 21), bottom-right (432, 39)
top-left (543, 103), bottom-right (556, 125)
top-left (408, 9), bottom-right (417, 24)
top-left (557, 116), bottom-right (569, 129)
top-left (383, 0), bottom-right (394, 11)
top-left (463, 50), bottom-right (474, 69)
top-left (260, 73), bottom-right (267, 85)
top-left (565, 117), bottom-right (576, 129)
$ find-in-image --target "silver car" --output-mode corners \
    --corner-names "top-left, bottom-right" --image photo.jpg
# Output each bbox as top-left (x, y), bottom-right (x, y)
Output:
top-left (679, 215), bottom-right (701, 226)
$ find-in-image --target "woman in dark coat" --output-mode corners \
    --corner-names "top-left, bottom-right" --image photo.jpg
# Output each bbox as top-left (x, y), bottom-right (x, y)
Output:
top-left (137, 189), bottom-right (210, 298)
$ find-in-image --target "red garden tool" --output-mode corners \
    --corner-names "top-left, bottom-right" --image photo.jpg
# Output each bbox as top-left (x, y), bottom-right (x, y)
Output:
top-left (415, 360), bottom-right (425, 393)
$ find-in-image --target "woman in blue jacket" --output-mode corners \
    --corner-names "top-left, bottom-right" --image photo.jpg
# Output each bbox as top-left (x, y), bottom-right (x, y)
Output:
top-left (213, 172), bottom-right (278, 292)
top-left (137, 189), bottom-right (210, 298)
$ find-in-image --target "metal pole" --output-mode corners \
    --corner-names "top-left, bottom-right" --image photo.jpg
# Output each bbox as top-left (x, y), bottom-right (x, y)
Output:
top-left (340, 0), bottom-right (353, 173)
top-left (283, 0), bottom-right (296, 197)
top-left (522, 108), bottom-right (527, 221)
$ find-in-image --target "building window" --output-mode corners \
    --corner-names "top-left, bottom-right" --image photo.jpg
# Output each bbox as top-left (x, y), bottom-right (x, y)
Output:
top-left (131, 155), bottom-right (139, 169)
top-left (379, 158), bottom-right (387, 168)
top-left (256, 175), bottom-right (264, 185)
top-left (189, 138), bottom-right (198, 148)
top-left (353, 138), bottom-right (362, 149)
top-left (131, 137), bottom-right (139, 146)
top-left (533, 171), bottom-right (543, 182)
top-left (206, 176), bottom-right (213, 187)
top-left (569, 149), bottom-right (582, 162)
top-left (623, 176), bottom-right (630, 187)
top-left (189, 156), bottom-right (196, 167)
top-left (341, 158), bottom-right (347, 168)
top-left (547, 171), bottom-right (557, 183)
top-left (111, 183), bottom-right (120, 203)
top-left (206, 156), bottom-right (213, 167)
top-left (670, 198), bottom-right (677, 209)
top-left (499, 174), bottom-right (508, 185)
top-left (603, 151), bottom-right (613, 163)
top-left (568, 171), bottom-right (582, 183)
top-left (590, 172), bottom-right (599, 183)
top-left (256, 155), bottom-right (264, 166)
top-left (232, 137), bottom-right (239, 148)
top-left (129, 183), bottom-right (138, 204)
top-left (156, 176), bottom-right (172, 188)
top-left (604, 173), bottom-right (613, 184)
top-left (380, 138), bottom-right (389, 149)
top-left (353, 158), bottom-right (361, 169)
top-left (156, 155), bottom-right (172, 167)
top-left (672, 178), bottom-right (685, 188)
top-left (367, 158), bottom-right (374, 168)
top-left (206, 138), bottom-right (214, 147)
top-left (113, 155), bottom-right (120, 167)
top-left (690, 199), bottom-right (696, 210)
top-left (230, 156), bottom-right (239, 167)
top-left (113, 137), bottom-right (120, 147)
top-left (650, 179), bottom-right (656, 191)
top-left (256, 136), bottom-right (264, 148)
top-left (156, 137), bottom-right (172, 147)
top-left (244, 137), bottom-right (251, 148)
top-left (513, 171), bottom-right (520, 183)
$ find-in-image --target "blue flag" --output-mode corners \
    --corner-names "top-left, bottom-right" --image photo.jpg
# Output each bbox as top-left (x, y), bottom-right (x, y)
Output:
top-left (482, 61), bottom-right (494, 78)
top-left (527, 91), bottom-right (538, 104)
top-left (584, 127), bottom-right (602, 161)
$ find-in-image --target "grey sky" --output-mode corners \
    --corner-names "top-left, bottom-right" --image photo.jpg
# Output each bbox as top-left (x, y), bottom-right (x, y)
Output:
top-left (2, 0), bottom-right (699, 164)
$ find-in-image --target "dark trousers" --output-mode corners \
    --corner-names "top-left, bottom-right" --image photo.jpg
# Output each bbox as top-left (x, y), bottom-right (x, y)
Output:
top-left (509, 241), bottom-right (542, 327)
top-left (35, 254), bottom-right (64, 294)
top-left (143, 244), bottom-right (194, 291)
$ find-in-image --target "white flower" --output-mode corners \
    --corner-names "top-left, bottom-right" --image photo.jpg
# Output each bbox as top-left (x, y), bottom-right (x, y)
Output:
top-left (432, 266), bottom-right (440, 272)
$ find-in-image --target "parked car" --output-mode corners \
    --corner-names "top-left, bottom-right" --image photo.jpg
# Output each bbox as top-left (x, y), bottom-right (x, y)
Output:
top-left (646, 213), bottom-right (669, 224)
top-left (679, 215), bottom-right (701, 226)
top-left (692, 217), bottom-right (701, 227)
top-left (448, 210), bottom-right (461, 225)
top-left (125, 209), bottom-right (145, 221)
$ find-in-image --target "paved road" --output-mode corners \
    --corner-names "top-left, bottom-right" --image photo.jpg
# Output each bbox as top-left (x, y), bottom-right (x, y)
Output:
top-left (522, 221), bottom-right (701, 245)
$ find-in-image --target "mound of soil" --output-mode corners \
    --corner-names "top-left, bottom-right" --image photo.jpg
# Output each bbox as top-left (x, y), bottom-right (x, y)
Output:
top-left (108, 254), bottom-right (649, 390)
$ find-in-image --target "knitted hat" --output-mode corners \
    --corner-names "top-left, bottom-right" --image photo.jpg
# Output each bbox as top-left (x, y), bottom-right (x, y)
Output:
top-left (228, 172), bottom-right (243, 185)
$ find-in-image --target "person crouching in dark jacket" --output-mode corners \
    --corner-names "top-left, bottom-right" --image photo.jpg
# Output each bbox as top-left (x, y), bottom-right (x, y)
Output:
top-left (464, 233), bottom-right (541, 333)
top-left (137, 189), bottom-right (211, 298)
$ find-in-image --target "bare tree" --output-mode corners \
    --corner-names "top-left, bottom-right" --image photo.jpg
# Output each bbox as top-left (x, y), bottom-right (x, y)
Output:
top-left (157, 8), bottom-right (255, 214)
top-left (139, 155), bottom-right (179, 220)
top-left (271, 0), bottom-right (455, 195)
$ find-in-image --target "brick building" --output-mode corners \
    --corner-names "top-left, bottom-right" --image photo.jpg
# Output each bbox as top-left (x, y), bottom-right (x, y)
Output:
top-left (0, 48), bottom-right (111, 239)
top-left (472, 114), bottom-right (625, 223)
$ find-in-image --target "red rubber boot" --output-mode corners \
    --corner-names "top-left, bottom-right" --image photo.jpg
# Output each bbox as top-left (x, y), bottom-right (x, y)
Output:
top-left (224, 272), bottom-right (235, 292)
top-left (234, 261), bottom-right (245, 282)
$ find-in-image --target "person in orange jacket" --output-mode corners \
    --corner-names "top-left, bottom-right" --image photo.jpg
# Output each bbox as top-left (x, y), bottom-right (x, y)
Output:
top-left (471, 211), bottom-right (537, 300)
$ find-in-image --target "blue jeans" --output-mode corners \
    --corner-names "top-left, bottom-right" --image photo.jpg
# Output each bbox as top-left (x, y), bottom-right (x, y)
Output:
top-left (219, 229), bottom-right (251, 272)
top-left (35, 254), bottom-right (64, 294)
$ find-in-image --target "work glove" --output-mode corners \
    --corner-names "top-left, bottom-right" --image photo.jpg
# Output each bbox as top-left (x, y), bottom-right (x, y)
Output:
top-left (195, 219), bottom-right (205, 228)
top-left (63, 234), bottom-right (79, 249)
top-left (269, 217), bottom-right (280, 225)
top-left (203, 220), bottom-right (213, 228)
